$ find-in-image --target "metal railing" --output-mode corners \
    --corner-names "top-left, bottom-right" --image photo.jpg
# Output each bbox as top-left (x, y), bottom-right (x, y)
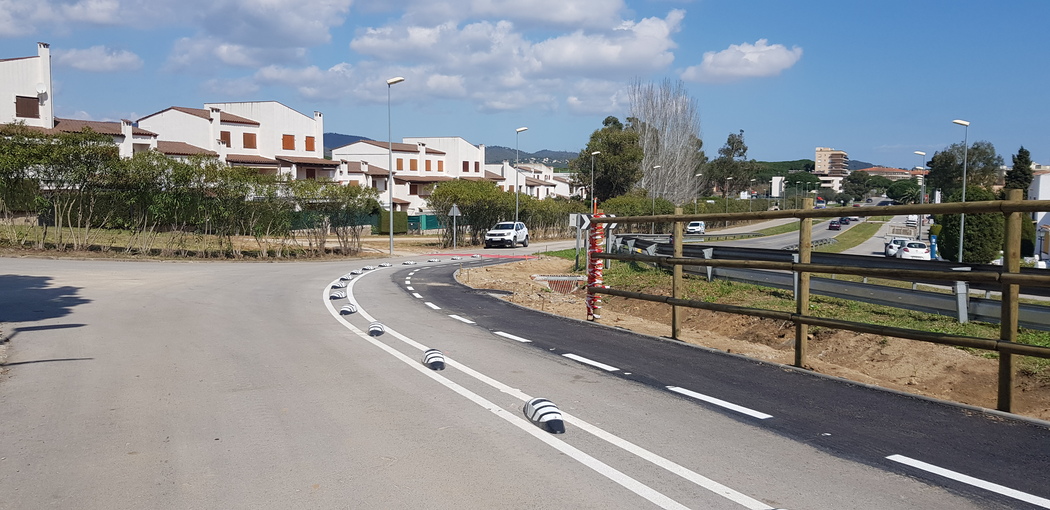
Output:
top-left (587, 191), bottom-right (1050, 413)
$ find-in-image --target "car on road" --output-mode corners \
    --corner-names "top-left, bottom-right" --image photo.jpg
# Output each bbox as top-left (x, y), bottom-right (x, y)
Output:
top-left (828, 220), bottom-right (841, 230)
top-left (685, 221), bottom-right (706, 234)
top-left (484, 221), bottom-right (529, 248)
top-left (905, 214), bottom-right (919, 227)
top-left (885, 237), bottom-right (910, 257)
top-left (839, 217), bottom-right (851, 225)
top-left (897, 241), bottom-right (932, 260)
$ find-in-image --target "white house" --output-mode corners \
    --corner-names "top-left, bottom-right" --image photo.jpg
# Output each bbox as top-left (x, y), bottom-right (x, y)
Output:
top-left (138, 101), bottom-right (335, 180)
top-left (0, 42), bottom-right (54, 130)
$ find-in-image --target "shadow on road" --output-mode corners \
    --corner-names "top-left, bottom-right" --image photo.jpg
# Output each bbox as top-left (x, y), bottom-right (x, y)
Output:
top-left (0, 274), bottom-right (90, 323)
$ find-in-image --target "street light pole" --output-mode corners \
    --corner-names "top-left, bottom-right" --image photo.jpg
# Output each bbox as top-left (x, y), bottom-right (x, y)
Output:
top-left (953, 119), bottom-right (970, 263)
top-left (651, 165), bottom-right (661, 234)
top-left (749, 178), bottom-right (756, 213)
top-left (693, 173), bottom-right (702, 213)
top-left (386, 76), bottom-right (404, 256)
top-left (514, 126), bottom-right (528, 225)
top-left (590, 151), bottom-right (601, 214)
top-left (725, 176), bottom-right (734, 227)
top-left (914, 150), bottom-right (927, 205)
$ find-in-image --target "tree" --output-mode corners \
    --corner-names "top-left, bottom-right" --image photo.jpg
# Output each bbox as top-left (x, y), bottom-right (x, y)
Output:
top-left (570, 116), bottom-right (644, 204)
top-left (427, 179), bottom-right (512, 246)
top-left (886, 179), bottom-right (920, 204)
top-left (703, 130), bottom-right (756, 199)
top-left (936, 186), bottom-right (1003, 263)
top-left (926, 141), bottom-right (1004, 196)
top-left (627, 78), bottom-right (706, 204)
top-left (841, 171), bottom-right (871, 201)
top-left (1005, 146), bottom-right (1033, 196)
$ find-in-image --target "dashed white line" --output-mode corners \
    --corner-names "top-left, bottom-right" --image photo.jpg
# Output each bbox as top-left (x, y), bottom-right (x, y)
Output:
top-left (666, 386), bottom-right (773, 420)
top-left (412, 292), bottom-right (423, 299)
top-left (494, 331), bottom-right (532, 343)
top-left (448, 314), bottom-right (475, 324)
top-left (425, 302), bottom-right (441, 310)
top-left (406, 286), bottom-right (415, 291)
top-left (404, 280), bottom-right (411, 284)
top-left (887, 454), bottom-right (1050, 508)
top-left (563, 353), bottom-right (619, 372)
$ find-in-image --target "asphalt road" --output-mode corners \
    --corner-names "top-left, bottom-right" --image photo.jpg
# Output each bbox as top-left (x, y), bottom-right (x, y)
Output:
top-left (1, 253), bottom-right (1047, 509)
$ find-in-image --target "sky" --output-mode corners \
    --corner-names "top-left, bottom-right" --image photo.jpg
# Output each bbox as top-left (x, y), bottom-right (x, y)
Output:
top-left (2, 0), bottom-right (1048, 169)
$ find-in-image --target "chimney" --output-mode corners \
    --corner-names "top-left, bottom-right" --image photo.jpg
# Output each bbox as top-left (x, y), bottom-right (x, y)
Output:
top-left (209, 107), bottom-right (221, 151)
top-left (37, 42), bottom-right (54, 129)
top-left (313, 111), bottom-right (323, 156)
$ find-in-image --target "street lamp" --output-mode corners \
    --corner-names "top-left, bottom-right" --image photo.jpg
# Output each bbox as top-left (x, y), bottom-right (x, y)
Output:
top-left (953, 119), bottom-right (970, 263)
top-left (724, 176), bottom-right (734, 227)
top-left (514, 126), bottom-right (528, 225)
top-left (914, 151), bottom-right (927, 205)
top-left (590, 151), bottom-right (601, 214)
top-left (749, 178), bottom-right (756, 213)
top-left (651, 165), bottom-right (661, 234)
top-left (693, 172), bottom-right (702, 213)
top-left (386, 76), bottom-right (404, 256)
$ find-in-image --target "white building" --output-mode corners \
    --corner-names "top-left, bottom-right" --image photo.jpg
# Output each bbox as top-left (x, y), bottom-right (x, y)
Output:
top-left (138, 101), bottom-right (335, 179)
top-left (0, 42), bottom-right (54, 130)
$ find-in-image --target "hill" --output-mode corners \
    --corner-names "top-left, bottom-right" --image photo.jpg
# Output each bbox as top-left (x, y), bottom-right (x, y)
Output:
top-left (485, 146), bottom-right (576, 166)
top-left (323, 133), bottom-right (371, 152)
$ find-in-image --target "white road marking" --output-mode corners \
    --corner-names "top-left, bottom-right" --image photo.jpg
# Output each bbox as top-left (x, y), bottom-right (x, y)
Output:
top-left (448, 314), bottom-right (475, 324)
top-left (563, 353), bottom-right (619, 372)
top-left (494, 331), bottom-right (532, 343)
top-left (887, 454), bottom-right (1050, 508)
top-left (425, 302), bottom-right (440, 310)
top-left (412, 292), bottom-right (423, 299)
top-left (666, 386), bottom-right (773, 420)
top-left (405, 280), bottom-right (411, 284)
top-left (332, 273), bottom-right (775, 510)
top-left (406, 286), bottom-right (415, 291)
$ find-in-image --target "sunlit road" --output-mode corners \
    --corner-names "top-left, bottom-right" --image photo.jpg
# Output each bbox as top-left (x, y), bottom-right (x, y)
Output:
top-left (1, 255), bottom-right (1046, 509)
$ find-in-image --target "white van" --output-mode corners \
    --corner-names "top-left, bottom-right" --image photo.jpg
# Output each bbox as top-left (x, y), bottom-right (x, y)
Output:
top-left (686, 221), bottom-right (706, 234)
top-left (905, 215), bottom-right (919, 227)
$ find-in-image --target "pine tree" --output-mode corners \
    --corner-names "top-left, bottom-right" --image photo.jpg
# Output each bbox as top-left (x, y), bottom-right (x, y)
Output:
top-left (1005, 146), bottom-right (1033, 196)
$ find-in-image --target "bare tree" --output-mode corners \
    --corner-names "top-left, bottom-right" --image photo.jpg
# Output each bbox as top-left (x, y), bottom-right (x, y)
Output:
top-left (627, 78), bottom-right (706, 205)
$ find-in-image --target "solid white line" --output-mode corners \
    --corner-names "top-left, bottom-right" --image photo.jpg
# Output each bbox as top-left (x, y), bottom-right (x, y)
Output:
top-left (406, 286), bottom-right (415, 291)
top-left (667, 386), bottom-right (773, 420)
top-left (412, 292), bottom-right (423, 298)
top-left (887, 454), bottom-right (1050, 508)
top-left (425, 302), bottom-right (440, 310)
top-left (494, 331), bottom-right (532, 343)
top-left (337, 273), bottom-right (773, 510)
top-left (564, 353), bottom-right (619, 372)
top-left (448, 314), bottom-right (475, 324)
top-left (325, 282), bottom-right (691, 510)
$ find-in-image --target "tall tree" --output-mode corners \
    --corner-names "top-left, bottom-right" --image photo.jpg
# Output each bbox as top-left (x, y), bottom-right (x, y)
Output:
top-left (627, 78), bottom-right (706, 204)
top-left (886, 179), bottom-right (921, 204)
top-left (703, 130), bottom-right (755, 199)
top-left (840, 171), bottom-right (871, 201)
top-left (1005, 145), bottom-right (1033, 196)
top-left (570, 116), bottom-right (644, 203)
top-left (925, 141), bottom-right (1004, 196)
top-left (936, 186), bottom-right (1003, 263)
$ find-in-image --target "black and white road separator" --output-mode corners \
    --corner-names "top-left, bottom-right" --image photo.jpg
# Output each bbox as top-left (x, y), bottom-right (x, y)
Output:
top-left (329, 290), bottom-right (347, 300)
top-left (340, 303), bottom-right (358, 315)
top-left (331, 281), bottom-right (348, 288)
top-left (422, 348), bottom-right (446, 370)
top-left (368, 321), bottom-right (386, 336)
top-left (523, 398), bottom-right (565, 434)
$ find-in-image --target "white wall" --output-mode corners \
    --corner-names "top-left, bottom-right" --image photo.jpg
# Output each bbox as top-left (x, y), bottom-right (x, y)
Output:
top-left (0, 42), bottom-right (54, 129)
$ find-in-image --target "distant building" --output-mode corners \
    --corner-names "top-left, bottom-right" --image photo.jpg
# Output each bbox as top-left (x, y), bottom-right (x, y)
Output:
top-left (814, 147), bottom-right (849, 192)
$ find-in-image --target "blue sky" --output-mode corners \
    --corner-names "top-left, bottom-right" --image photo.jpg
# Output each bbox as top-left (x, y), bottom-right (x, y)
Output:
top-left (2, 0), bottom-right (1047, 169)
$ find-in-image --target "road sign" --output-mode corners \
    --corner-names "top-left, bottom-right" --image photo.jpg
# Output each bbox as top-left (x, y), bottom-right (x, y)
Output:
top-left (449, 204), bottom-right (462, 217)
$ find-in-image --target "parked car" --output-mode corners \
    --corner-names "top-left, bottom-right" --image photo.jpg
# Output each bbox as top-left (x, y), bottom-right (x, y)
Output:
top-left (484, 221), bottom-right (529, 248)
top-left (685, 221), bottom-right (706, 234)
top-left (828, 220), bottom-right (841, 230)
top-left (897, 241), bottom-right (932, 260)
top-left (885, 237), bottom-right (909, 257)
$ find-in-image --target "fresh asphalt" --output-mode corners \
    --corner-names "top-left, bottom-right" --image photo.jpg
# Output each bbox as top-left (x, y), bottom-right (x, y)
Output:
top-left (392, 257), bottom-right (1050, 509)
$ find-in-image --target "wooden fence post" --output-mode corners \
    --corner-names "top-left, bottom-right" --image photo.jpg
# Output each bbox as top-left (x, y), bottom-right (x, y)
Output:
top-left (672, 207), bottom-right (684, 339)
top-left (795, 199), bottom-right (813, 368)
top-left (999, 188), bottom-right (1022, 412)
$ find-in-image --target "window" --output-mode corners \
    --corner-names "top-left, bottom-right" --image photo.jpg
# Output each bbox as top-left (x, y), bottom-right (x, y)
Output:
top-left (438, 161), bottom-right (444, 172)
top-left (397, 158), bottom-right (404, 171)
top-left (410, 184), bottom-right (420, 196)
top-left (410, 159), bottom-right (418, 171)
top-left (14, 96), bottom-right (39, 119)
top-left (282, 134), bottom-right (295, 150)
top-left (348, 181), bottom-right (360, 187)
top-left (425, 160), bottom-right (432, 172)
top-left (305, 136), bottom-right (315, 152)
top-left (220, 131), bottom-right (231, 147)
top-left (474, 162), bottom-right (480, 172)
top-left (305, 168), bottom-right (316, 180)
top-left (243, 132), bottom-right (257, 149)
top-left (462, 161), bottom-right (469, 172)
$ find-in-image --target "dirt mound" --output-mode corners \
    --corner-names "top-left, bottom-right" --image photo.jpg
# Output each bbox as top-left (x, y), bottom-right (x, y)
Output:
top-left (459, 256), bottom-right (1050, 421)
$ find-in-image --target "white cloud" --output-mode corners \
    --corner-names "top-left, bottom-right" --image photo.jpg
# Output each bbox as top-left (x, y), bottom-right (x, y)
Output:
top-left (201, 76), bottom-right (260, 97)
top-left (54, 46), bottom-right (143, 72)
top-left (167, 36), bottom-right (308, 71)
top-left (403, 0), bottom-right (626, 29)
top-left (681, 39), bottom-right (802, 83)
top-left (61, 0), bottom-right (121, 24)
top-left (0, 1), bottom-right (54, 36)
top-left (565, 80), bottom-right (629, 115)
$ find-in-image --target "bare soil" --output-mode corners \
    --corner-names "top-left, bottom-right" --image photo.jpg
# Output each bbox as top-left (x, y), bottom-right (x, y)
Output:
top-left (458, 256), bottom-right (1050, 421)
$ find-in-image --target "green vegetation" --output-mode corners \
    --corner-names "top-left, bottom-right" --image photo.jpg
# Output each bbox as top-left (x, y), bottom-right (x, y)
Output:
top-left (815, 221), bottom-right (882, 253)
